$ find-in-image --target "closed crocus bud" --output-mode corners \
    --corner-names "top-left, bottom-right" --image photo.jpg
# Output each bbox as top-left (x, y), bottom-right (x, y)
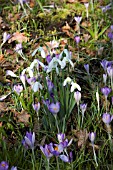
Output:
top-left (74, 36), bottom-right (80, 45)
top-left (84, 64), bottom-right (89, 75)
top-left (102, 113), bottom-right (113, 125)
top-left (89, 132), bottom-right (96, 144)
top-left (57, 133), bottom-right (65, 143)
top-left (101, 87), bottom-right (111, 97)
top-left (80, 103), bottom-right (87, 113)
top-left (11, 166), bottom-right (17, 170)
top-left (22, 132), bottom-right (35, 150)
top-left (32, 102), bottom-right (40, 112)
top-left (74, 91), bottom-right (81, 105)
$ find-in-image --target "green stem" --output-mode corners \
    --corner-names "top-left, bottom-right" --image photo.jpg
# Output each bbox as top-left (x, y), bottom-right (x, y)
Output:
top-left (92, 144), bottom-right (98, 167)
top-left (55, 115), bottom-right (59, 133)
top-left (47, 158), bottom-right (50, 170)
top-left (32, 149), bottom-right (35, 170)
top-left (56, 156), bottom-right (60, 170)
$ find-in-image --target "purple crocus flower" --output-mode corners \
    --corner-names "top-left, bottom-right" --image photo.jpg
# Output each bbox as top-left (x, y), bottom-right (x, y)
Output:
top-left (11, 166), bottom-right (17, 170)
top-left (48, 142), bottom-right (64, 156)
top-left (74, 16), bottom-right (82, 24)
top-left (100, 3), bottom-right (111, 12)
top-left (27, 77), bottom-right (36, 85)
top-left (15, 43), bottom-right (23, 54)
top-left (57, 133), bottom-right (65, 143)
top-left (102, 113), bottom-right (113, 125)
top-left (80, 103), bottom-right (87, 113)
top-left (49, 102), bottom-right (60, 114)
top-left (0, 161), bottom-right (9, 170)
top-left (89, 132), bottom-right (96, 144)
top-left (40, 144), bottom-right (53, 159)
top-left (46, 55), bottom-right (52, 64)
top-left (84, 64), bottom-right (89, 75)
top-left (22, 132), bottom-right (35, 150)
top-left (46, 77), bottom-right (54, 92)
top-left (101, 87), bottom-right (111, 97)
top-left (100, 59), bottom-right (109, 72)
top-left (13, 84), bottom-right (23, 95)
top-left (107, 66), bottom-right (113, 78)
top-left (74, 36), bottom-right (80, 45)
top-left (43, 99), bottom-right (51, 108)
top-left (32, 102), bottom-right (40, 112)
top-left (108, 32), bottom-right (113, 40)
top-left (60, 151), bottom-right (73, 163)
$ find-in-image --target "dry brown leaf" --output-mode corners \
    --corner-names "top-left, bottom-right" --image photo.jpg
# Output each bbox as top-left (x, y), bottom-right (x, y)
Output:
top-left (0, 122), bottom-right (3, 127)
top-left (0, 54), bottom-right (5, 63)
top-left (0, 102), bottom-right (8, 112)
top-left (30, 0), bottom-right (35, 7)
top-left (73, 129), bottom-right (89, 148)
top-left (62, 22), bottom-right (71, 31)
top-left (8, 32), bottom-right (28, 43)
top-left (0, 16), bottom-right (3, 24)
top-left (16, 110), bottom-right (30, 125)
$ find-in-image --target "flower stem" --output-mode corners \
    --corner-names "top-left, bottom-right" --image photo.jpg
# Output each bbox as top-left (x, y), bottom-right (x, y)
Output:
top-left (47, 158), bottom-right (50, 170)
top-left (56, 156), bottom-right (60, 170)
top-left (55, 115), bottom-right (59, 133)
top-left (92, 144), bottom-right (98, 167)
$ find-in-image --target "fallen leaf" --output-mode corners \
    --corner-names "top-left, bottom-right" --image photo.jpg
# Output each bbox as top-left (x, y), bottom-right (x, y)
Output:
top-left (16, 110), bottom-right (30, 126)
top-left (73, 129), bottom-right (89, 148)
top-left (8, 32), bottom-right (28, 43)
top-left (0, 102), bottom-right (8, 112)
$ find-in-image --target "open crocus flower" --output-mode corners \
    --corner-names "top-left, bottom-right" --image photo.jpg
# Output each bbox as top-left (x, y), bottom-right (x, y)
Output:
top-left (102, 113), bottom-right (113, 125)
top-left (48, 143), bottom-right (64, 156)
top-left (13, 84), bottom-right (23, 95)
top-left (0, 161), bottom-right (9, 170)
top-left (74, 16), bottom-right (82, 24)
top-left (40, 144), bottom-right (53, 159)
top-left (22, 132), bottom-right (35, 150)
top-left (49, 102), bottom-right (60, 114)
